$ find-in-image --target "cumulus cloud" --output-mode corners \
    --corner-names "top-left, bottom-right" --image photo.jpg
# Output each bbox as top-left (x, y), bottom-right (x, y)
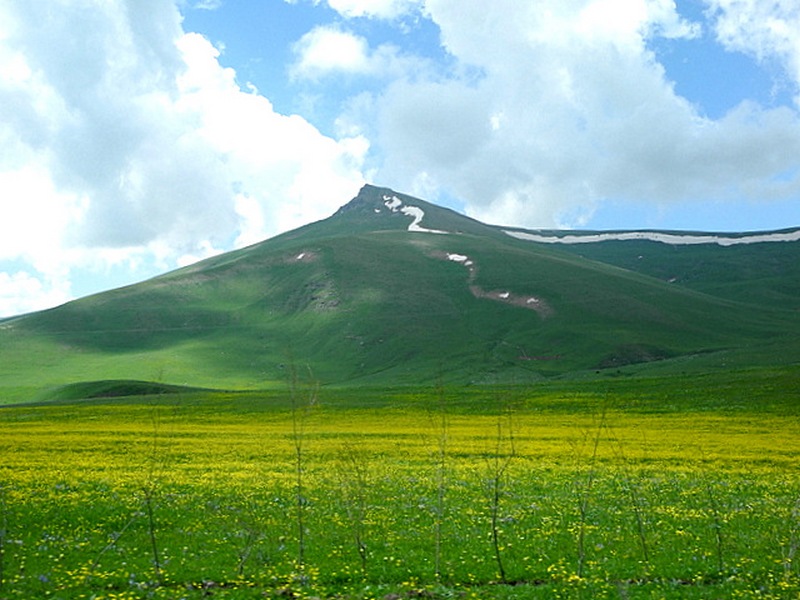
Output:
top-left (291, 26), bottom-right (373, 78)
top-left (290, 25), bottom-right (415, 81)
top-left (364, 0), bottom-right (800, 227)
top-left (175, 32), bottom-right (367, 233)
top-left (706, 0), bottom-right (800, 100)
top-left (0, 0), bottom-right (366, 316)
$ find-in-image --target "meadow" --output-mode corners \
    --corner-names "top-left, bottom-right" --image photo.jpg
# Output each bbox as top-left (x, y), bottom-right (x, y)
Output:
top-left (1, 371), bottom-right (799, 599)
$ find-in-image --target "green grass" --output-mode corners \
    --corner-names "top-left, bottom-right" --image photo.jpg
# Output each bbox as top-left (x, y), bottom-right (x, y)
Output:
top-left (35, 380), bottom-right (213, 403)
top-left (549, 235), bottom-right (800, 308)
top-left (1, 372), bottom-right (799, 598)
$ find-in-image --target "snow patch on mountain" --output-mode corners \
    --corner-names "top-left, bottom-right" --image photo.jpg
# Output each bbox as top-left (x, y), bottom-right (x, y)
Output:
top-left (504, 228), bottom-right (800, 246)
top-left (446, 253), bottom-right (472, 266)
top-left (382, 195), bottom-right (448, 234)
top-left (435, 250), bottom-right (551, 317)
top-left (384, 196), bottom-right (402, 211)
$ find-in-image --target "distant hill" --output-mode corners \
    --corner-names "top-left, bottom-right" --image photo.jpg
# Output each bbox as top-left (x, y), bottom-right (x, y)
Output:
top-left (1, 184), bottom-right (799, 403)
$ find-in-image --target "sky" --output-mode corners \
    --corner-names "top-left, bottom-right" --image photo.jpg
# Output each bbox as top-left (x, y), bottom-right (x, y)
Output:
top-left (2, 0), bottom-right (800, 317)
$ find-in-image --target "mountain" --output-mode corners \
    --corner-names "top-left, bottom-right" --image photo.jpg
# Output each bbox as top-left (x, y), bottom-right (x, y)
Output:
top-left (1, 184), bottom-right (799, 402)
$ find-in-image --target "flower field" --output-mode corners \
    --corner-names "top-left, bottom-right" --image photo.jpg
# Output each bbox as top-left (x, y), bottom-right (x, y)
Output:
top-left (1, 384), bottom-right (799, 599)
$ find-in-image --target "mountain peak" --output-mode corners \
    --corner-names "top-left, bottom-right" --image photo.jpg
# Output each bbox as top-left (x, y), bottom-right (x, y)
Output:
top-left (332, 184), bottom-right (497, 238)
top-left (336, 184), bottom-right (414, 213)
top-left (333, 184), bottom-right (448, 234)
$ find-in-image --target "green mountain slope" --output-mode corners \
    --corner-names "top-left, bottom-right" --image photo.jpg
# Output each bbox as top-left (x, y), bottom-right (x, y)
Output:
top-left (502, 226), bottom-right (800, 310)
top-left (537, 237), bottom-right (800, 309)
top-left (1, 184), bottom-right (799, 402)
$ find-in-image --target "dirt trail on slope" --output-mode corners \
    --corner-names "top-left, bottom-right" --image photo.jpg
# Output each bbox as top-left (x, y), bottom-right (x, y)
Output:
top-left (430, 250), bottom-right (553, 318)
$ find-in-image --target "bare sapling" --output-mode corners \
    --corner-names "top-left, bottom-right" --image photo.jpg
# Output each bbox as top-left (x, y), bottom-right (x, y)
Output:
top-left (84, 398), bottom-right (174, 587)
top-left (288, 362), bottom-right (318, 576)
top-left (232, 503), bottom-right (264, 578)
top-left (0, 482), bottom-right (7, 591)
top-left (608, 428), bottom-right (650, 567)
top-left (782, 494), bottom-right (800, 582)
top-left (236, 529), bottom-right (259, 578)
top-left (142, 404), bottom-right (165, 585)
top-left (336, 441), bottom-right (370, 577)
top-left (485, 403), bottom-right (517, 583)
top-left (431, 378), bottom-right (449, 582)
top-left (699, 450), bottom-right (725, 574)
top-left (86, 400), bottom-right (171, 583)
top-left (573, 410), bottom-right (606, 579)
top-left (705, 481), bottom-right (725, 574)
top-left (87, 513), bottom-right (140, 581)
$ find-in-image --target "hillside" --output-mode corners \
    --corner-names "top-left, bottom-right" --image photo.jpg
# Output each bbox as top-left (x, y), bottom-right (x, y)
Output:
top-left (505, 227), bottom-right (800, 308)
top-left (1, 184), bottom-right (799, 403)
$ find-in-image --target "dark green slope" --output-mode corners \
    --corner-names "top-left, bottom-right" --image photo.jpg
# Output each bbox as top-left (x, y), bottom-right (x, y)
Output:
top-left (2, 185), bottom-right (799, 400)
top-left (508, 229), bottom-right (800, 310)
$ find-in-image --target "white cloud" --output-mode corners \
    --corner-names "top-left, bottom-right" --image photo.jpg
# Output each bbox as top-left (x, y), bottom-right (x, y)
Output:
top-left (290, 25), bottom-right (414, 81)
top-left (331, 0), bottom-right (422, 19)
top-left (176, 240), bottom-right (225, 268)
top-left (192, 0), bottom-right (222, 9)
top-left (706, 0), bottom-right (800, 100)
top-left (0, 162), bottom-right (89, 274)
top-left (0, 0), bottom-right (366, 317)
top-left (292, 26), bottom-right (372, 78)
top-left (0, 271), bottom-right (72, 318)
top-left (294, 0), bottom-right (422, 20)
top-left (367, 0), bottom-right (800, 228)
top-left (234, 193), bottom-right (266, 248)
top-left (577, 0), bottom-right (701, 44)
top-left (176, 33), bottom-right (368, 231)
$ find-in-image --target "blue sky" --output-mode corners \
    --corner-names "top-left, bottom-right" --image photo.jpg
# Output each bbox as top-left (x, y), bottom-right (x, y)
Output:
top-left (2, 0), bottom-right (800, 317)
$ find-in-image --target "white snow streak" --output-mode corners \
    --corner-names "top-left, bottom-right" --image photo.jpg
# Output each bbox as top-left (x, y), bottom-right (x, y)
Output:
top-left (504, 229), bottom-right (800, 246)
top-left (382, 195), bottom-right (448, 234)
top-left (446, 253), bottom-right (470, 264)
top-left (384, 196), bottom-right (403, 211)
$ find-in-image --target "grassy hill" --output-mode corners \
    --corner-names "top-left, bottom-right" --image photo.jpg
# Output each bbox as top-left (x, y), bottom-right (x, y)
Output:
top-left (1, 184), bottom-right (799, 403)
top-left (535, 232), bottom-right (800, 308)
